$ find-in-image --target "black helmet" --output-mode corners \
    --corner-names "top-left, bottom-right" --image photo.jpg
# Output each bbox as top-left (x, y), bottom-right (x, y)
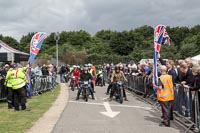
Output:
top-left (115, 66), bottom-right (120, 70)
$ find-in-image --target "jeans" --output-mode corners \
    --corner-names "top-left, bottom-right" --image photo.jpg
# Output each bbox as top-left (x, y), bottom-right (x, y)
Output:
top-left (26, 83), bottom-right (33, 97)
top-left (60, 74), bottom-right (65, 83)
top-left (52, 75), bottom-right (56, 86)
top-left (177, 85), bottom-right (191, 117)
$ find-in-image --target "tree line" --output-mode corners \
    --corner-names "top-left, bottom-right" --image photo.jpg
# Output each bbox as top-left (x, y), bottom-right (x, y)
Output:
top-left (1, 25), bottom-right (200, 64)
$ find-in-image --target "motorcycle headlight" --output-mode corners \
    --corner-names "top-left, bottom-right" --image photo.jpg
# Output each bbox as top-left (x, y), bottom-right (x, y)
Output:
top-left (117, 81), bottom-right (123, 85)
top-left (84, 81), bottom-right (89, 84)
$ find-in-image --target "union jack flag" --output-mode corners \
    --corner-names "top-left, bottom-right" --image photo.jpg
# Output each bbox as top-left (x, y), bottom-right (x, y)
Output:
top-left (153, 25), bottom-right (170, 93)
top-left (26, 32), bottom-right (47, 96)
top-left (29, 32), bottom-right (47, 65)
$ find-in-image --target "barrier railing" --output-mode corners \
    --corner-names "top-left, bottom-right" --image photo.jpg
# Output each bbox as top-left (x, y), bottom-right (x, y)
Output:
top-left (0, 75), bottom-right (56, 101)
top-left (104, 71), bottom-right (200, 132)
top-left (123, 73), bottom-right (200, 131)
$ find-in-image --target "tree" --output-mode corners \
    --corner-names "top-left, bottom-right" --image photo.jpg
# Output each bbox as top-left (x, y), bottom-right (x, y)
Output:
top-left (109, 31), bottom-right (133, 56)
top-left (1, 36), bottom-right (19, 50)
top-left (19, 32), bottom-right (35, 52)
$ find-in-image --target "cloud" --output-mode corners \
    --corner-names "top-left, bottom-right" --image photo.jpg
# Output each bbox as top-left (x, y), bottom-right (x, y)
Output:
top-left (0, 0), bottom-right (200, 41)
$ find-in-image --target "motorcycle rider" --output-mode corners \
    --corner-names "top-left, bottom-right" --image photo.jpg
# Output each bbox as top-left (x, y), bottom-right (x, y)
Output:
top-left (70, 65), bottom-right (80, 90)
top-left (88, 64), bottom-right (95, 92)
top-left (60, 64), bottom-right (67, 83)
top-left (96, 65), bottom-right (105, 86)
top-left (76, 67), bottom-right (95, 100)
top-left (110, 66), bottom-right (128, 101)
top-left (106, 66), bottom-right (115, 95)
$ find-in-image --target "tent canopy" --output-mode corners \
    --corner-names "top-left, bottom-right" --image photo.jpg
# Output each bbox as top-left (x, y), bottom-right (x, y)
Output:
top-left (0, 40), bottom-right (29, 62)
top-left (191, 54), bottom-right (200, 61)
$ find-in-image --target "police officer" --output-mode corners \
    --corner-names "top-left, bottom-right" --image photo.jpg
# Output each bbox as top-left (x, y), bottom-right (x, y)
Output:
top-left (76, 67), bottom-right (95, 100)
top-left (7, 64), bottom-right (29, 111)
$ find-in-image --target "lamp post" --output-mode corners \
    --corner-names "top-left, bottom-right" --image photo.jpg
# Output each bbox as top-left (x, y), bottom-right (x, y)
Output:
top-left (54, 32), bottom-right (60, 67)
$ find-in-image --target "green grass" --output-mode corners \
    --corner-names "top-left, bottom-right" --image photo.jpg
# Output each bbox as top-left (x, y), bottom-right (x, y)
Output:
top-left (0, 84), bottom-right (60, 133)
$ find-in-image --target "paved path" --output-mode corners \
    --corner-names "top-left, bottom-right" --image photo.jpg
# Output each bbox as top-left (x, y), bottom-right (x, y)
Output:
top-left (52, 84), bottom-right (185, 133)
top-left (26, 83), bottom-right (69, 133)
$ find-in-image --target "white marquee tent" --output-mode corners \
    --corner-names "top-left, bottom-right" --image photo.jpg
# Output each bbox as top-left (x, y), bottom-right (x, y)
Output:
top-left (191, 54), bottom-right (200, 62)
top-left (0, 40), bottom-right (29, 62)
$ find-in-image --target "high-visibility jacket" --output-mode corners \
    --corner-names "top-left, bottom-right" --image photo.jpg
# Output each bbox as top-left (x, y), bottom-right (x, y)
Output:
top-left (89, 69), bottom-right (94, 76)
top-left (69, 67), bottom-right (73, 73)
top-left (157, 74), bottom-right (174, 102)
top-left (10, 68), bottom-right (27, 90)
top-left (5, 68), bottom-right (13, 88)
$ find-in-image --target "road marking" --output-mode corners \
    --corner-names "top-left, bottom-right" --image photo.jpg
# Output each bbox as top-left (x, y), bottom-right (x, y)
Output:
top-left (95, 97), bottom-right (98, 101)
top-left (102, 97), bottom-right (109, 101)
top-left (110, 104), bottom-right (152, 110)
top-left (69, 100), bottom-right (103, 105)
top-left (68, 101), bottom-right (152, 110)
top-left (100, 102), bottom-right (120, 118)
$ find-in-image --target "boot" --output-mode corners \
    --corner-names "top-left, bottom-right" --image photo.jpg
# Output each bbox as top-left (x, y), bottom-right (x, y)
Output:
top-left (76, 96), bottom-right (79, 100)
top-left (76, 93), bottom-right (80, 100)
top-left (91, 94), bottom-right (95, 100)
top-left (124, 97), bottom-right (128, 101)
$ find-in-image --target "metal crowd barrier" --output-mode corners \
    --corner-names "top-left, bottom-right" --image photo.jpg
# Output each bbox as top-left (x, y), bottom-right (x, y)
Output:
top-left (123, 73), bottom-right (200, 131)
top-left (0, 75), bottom-right (56, 101)
top-left (0, 78), bottom-right (7, 101)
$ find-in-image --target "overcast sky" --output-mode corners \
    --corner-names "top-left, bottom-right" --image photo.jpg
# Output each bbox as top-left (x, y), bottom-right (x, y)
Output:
top-left (0, 0), bottom-right (200, 41)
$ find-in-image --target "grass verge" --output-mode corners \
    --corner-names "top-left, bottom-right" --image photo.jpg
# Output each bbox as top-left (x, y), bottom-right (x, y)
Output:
top-left (0, 84), bottom-right (60, 133)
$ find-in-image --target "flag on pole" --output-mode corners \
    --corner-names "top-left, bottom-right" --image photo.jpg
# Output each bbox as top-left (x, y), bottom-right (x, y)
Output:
top-left (29, 32), bottom-right (47, 65)
top-left (153, 25), bottom-right (170, 93)
top-left (26, 32), bottom-right (47, 96)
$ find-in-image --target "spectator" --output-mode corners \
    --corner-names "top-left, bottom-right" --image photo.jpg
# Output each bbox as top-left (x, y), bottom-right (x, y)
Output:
top-left (34, 64), bottom-right (42, 76)
top-left (42, 64), bottom-right (49, 75)
top-left (185, 57), bottom-right (192, 68)
top-left (177, 63), bottom-right (194, 117)
top-left (190, 64), bottom-right (200, 127)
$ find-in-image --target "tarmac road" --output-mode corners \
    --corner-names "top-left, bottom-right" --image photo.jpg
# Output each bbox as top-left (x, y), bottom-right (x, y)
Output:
top-left (52, 84), bottom-right (185, 133)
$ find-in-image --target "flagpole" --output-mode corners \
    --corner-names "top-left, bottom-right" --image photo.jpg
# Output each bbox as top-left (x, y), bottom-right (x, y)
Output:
top-left (54, 32), bottom-right (60, 67)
